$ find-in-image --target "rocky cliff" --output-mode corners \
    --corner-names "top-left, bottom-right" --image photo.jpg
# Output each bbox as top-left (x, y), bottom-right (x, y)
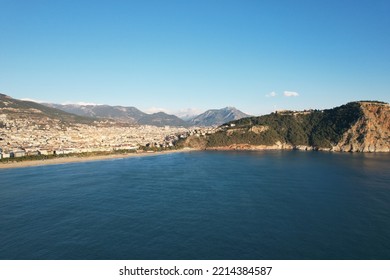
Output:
top-left (334, 102), bottom-right (389, 152)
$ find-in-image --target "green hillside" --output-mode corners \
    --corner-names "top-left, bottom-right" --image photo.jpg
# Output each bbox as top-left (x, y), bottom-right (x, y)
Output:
top-left (206, 102), bottom-right (365, 149)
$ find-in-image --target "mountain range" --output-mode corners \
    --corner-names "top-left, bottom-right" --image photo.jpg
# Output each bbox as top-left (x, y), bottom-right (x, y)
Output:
top-left (45, 103), bottom-right (251, 127)
top-left (0, 93), bottom-right (95, 127)
top-left (0, 93), bottom-right (250, 127)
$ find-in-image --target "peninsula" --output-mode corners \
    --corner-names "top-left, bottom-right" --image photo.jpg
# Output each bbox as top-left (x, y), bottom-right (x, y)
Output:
top-left (180, 101), bottom-right (390, 153)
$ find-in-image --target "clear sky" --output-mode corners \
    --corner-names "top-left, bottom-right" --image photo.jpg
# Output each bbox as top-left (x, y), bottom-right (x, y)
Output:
top-left (1, 0), bottom-right (389, 116)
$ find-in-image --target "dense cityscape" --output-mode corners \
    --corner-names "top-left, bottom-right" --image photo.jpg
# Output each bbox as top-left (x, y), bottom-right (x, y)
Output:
top-left (0, 112), bottom-right (216, 159)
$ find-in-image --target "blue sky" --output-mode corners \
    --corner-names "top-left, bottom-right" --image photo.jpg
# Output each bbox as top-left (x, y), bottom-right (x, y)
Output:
top-left (1, 0), bottom-right (389, 116)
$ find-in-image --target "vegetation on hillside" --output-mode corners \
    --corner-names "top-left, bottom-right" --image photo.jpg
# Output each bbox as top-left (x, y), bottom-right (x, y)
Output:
top-left (206, 102), bottom-right (364, 148)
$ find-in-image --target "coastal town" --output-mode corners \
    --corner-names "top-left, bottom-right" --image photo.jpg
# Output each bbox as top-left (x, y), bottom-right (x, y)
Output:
top-left (0, 93), bottom-right (234, 161)
top-left (2, 93), bottom-right (389, 160)
top-left (0, 114), bottom-right (216, 160)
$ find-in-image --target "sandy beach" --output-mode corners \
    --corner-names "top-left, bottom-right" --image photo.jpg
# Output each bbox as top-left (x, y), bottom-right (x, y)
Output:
top-left (0, 148), bottom-right (197, 170)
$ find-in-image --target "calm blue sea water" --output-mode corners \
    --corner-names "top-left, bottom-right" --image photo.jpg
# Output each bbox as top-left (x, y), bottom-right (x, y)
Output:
top-left (0, 151), bottom-right (389, 260)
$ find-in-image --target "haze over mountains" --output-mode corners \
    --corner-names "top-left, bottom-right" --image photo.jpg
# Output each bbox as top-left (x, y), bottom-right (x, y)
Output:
top-left (46, 103), bottom-right (251, 127)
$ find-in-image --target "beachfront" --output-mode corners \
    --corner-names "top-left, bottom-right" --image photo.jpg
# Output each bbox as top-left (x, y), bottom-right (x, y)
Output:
top-left (0, 148), bottom-right (197, 169)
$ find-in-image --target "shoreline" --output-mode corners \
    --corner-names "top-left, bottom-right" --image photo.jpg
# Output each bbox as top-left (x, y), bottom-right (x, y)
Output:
top-left (2, 145), bottom-right (389, 170)
top-left (0, 148), bottom-right (197, 170)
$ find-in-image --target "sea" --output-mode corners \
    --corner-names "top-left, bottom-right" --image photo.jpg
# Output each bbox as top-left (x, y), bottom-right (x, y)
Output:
top-left (0, 150), bottom-right (389, 260)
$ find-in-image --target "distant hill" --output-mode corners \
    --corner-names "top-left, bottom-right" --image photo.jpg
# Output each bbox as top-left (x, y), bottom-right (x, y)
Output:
top-left (0, 94), bottom-right (95, 126)
top-left (188, 107), bottom-right (251, 126)
top-left (181, 101), bottom-right (390, 153)
top-left (46, 104), bottom-right (145, 124)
